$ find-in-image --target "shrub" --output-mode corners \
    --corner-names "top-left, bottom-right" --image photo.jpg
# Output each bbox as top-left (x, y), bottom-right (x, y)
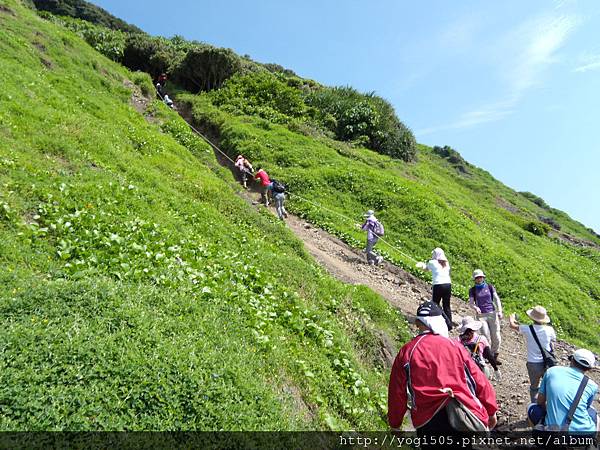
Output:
top-left (174, 46), bottom-right (242, 92)
top-left (524, 221), bottom-right (550, 236)
top-left (130, 71), bottom-right (154, 98)
top-left (122, 34), bottom-right (178, 78)
top-left (520, 191), bottom-right (550, 210)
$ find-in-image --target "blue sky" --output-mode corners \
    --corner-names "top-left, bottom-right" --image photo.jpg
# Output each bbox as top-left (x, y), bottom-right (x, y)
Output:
top-left (92, 0), bottom-right (600, 232)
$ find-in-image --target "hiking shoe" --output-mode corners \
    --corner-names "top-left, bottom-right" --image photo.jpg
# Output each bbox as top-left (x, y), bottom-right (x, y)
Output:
top-left (283, 212), bottom-right (288, 218)
top-left (368, 260), bottom-right (375, 265)
top-left (376, 256), bottom-right (384, 265)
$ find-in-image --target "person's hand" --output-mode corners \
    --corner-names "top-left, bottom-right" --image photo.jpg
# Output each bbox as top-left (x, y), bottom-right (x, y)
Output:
top-left (488, 413), bottom-right (498, 429)
top-left (355, 223), bottom-right (362, 230)
top-left (415, 262), bottom-right (426, 270)
top-left (475, 307), bottom-right (482, 314)
top-left (493, 370), bottom-right (502, 382)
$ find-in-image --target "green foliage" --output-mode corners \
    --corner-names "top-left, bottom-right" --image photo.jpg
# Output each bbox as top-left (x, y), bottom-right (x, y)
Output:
top-left (520, 191), bottom-right (550, 210)
top-left (39, 13), bottom-right (126, 62)
top-left (31, 0), bottom-right (142, 33)
top-left (0, 0), bottom-right (409, 430)
top-left (130, 71), bottom-right (154, 97)
top-left (173, 46), bottom-right (242, 92)
top-left (122, 34), bottom-right (176, 77)
top-left (305, 86), bottom-right (416, 161)
top-left (208, 72), bottom-right (310, 124)
top-left (179, 97), bottom-right (600, 353)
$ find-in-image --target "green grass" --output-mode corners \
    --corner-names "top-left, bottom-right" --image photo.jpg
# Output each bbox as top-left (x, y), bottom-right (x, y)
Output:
top-left (0, 0), bottom-right (410, 430)
top-left (179, 94), bottom-right (600, 353)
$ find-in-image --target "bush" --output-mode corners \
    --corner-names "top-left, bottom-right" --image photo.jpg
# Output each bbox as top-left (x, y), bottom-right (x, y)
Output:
top-left (305, 87), bottom-right (416, 161)
top-left (520, 191), bottom-right (550, 210)
top-left (524, 221), bottom-right (550, 236)
top-left (174, 46), bottom-right (242, 92)
top-left (122, 34), bottom-right (178, 78)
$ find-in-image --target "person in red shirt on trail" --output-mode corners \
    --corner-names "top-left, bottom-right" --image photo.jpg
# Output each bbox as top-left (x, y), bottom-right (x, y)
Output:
top-left (253, 167), bottom-right (271, 206)
top-left (388, 301), bottom-right (498, 448)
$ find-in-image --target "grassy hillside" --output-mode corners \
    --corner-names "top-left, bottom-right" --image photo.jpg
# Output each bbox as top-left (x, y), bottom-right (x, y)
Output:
top-left (179, 94), bottom-right (600, 352)
top-left (0, 0), bottom-right (410, 430)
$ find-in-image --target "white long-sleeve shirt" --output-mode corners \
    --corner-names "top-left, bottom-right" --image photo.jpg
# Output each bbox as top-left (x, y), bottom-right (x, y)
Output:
top-left (426, 259), bottom-right (451, 285)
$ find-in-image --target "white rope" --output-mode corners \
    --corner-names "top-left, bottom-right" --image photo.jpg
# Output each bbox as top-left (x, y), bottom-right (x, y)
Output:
top-left (155, 87), bottom-right (419, 265)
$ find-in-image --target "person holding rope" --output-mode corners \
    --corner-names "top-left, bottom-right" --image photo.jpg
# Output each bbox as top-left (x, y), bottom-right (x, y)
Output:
top-left (234, 155), bottom-right (253, 189)
top-left (359, 210), bottom-right (384, 265)
top-left (415, 248), bottom-right (454, 329)
top-left (254, 167), bottom-right (272, 206)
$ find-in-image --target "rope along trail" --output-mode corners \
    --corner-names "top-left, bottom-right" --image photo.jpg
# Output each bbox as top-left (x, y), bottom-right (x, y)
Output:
top-left (157, 90), bottom-right (418, 264)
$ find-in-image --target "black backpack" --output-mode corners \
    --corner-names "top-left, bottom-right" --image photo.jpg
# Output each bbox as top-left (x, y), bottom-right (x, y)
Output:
top-left (271, 180), bottom-right (286, 193)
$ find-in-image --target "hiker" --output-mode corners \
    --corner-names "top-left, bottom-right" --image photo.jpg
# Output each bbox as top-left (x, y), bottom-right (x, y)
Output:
top-left (359, 210), bottom-right (384, 265)
top-left (527, 349), bottom-right (598, 444)
top-left (415, 247), bottom-right (453, 329)
top-left (157, 73), bottom-right (167, 88)
top-left (388, 301), bottom-right (498, 448)
top-left (234, 155), bottom-right (253, 188)
top-left (163, 94), bottom-right (174, 109)
top-left (468, 269), bottom-right (503, 365)
top-left (254, 167), bottom-right (271, 206)
top-left (509, 306), bottom-right (557, 403)
top-left (155, 82), bottom-right (166, 97)
top-left (456, 316), bottom-right (501, 382)
top-left (270, 179), bottom-right (288, 220)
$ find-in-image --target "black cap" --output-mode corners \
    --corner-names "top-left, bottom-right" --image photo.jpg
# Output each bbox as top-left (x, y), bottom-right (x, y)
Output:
top-left (416, 301), bottom-right (443, 317)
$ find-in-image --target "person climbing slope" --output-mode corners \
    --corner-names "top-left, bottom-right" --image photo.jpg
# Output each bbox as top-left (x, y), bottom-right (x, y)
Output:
top-left (359, 210), bottom-right (384, 265)
top-left (253, 167), bottom-right (271, 206)
top-left (415, 247), bottom-right (453, 329)
top-left (469, 269), bottom-right (503, 365)
top-left (234, 155), bottom-right (253, 189)
top-left (509, 306), bottom-right (557, 403)
top-left (269, 179), bottom-right (288, 220)
top-left (456, 316), bottom-right (501, 382)
top-left (388, 301), bottom-right (498, 448)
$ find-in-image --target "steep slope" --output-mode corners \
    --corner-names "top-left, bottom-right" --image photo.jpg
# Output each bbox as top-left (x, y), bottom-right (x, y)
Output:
top-left (179, 96), bottom-right (600, 353)
top-left (0, 0), bottom-right (410, 430)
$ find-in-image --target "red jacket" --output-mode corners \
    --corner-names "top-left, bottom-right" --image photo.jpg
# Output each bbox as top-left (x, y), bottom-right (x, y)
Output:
top-left (388, 332), bottom-right (498, 429)
top-left (254, 169), bottom-right (270, 186)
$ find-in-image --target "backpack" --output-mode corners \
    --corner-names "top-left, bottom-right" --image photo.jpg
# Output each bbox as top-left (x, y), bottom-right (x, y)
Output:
top-left (463, 337), bottom-right (486, 371)
top-left (373, 220), bottom-right (384, 237)
top-left (271, 180), bottom-right (286, 193)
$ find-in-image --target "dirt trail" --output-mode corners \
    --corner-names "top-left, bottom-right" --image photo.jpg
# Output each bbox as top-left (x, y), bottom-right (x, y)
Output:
top-left (151, 91), bottom-right (599, 431)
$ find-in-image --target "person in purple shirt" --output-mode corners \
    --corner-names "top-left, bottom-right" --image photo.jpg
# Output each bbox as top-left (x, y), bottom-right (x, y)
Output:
top-left (359, 210), bottom-right (384, 265)
top-left (469, 269), bottom-right (503, 365)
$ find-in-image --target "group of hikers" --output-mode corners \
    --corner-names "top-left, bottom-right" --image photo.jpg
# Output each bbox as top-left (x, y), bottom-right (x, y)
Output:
top-left (195, 128), bottom-right (598, 447)
top-left (382, 239), bottom-right (598, 447)
top-left (235, 155), bottom-right (288, 220)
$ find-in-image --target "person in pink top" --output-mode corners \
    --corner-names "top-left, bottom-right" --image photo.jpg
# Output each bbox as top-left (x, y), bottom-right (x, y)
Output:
top-left (456, 316), bottom-right (501, 381)
top-left (234, 155), bottom-right (253, 188)
top-left (253, 167), bottom-right (271, 206)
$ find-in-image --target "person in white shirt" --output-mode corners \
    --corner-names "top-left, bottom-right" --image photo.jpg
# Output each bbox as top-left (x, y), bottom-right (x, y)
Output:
top-left (416, 248), bottom-right (453, 329)
top-left (509, 305), bottom-right (557, 402)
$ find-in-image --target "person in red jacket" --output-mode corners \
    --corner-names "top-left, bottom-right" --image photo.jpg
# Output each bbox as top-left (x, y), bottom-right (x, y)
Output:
top-left (388, 301), bottom-right (499, 448)
top-left (253, 167), bottom-right (272, 206)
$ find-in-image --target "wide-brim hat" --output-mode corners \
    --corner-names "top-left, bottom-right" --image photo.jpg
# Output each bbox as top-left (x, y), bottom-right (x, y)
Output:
top-left (458, 316), bottom-right (483, 334)
top-left (526, 305), bottom-right (550, 324)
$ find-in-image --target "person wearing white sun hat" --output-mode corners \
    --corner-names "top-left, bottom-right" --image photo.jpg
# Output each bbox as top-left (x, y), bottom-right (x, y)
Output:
top-left (509, 305), bottom-right (557, 402)
top-left (528, 348), bottom-right (598, 439)
top-left (455, 316), bottom-right (501, 382)
top-left (415, 247), bottom-right (453, 329)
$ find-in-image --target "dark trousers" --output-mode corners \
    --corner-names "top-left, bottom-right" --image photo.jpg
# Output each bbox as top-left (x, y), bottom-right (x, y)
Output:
top-left (432, 283), bottom-right (453, 329)
top-left (417, 407), bottom-right (472, 449)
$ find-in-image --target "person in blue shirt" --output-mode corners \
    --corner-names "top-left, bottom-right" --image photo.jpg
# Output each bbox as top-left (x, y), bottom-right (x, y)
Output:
top-left (528, 348), bottom-right (598, 438)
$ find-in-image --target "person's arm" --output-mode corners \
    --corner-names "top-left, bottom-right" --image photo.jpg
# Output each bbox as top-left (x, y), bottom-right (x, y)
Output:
top-left (492, 289), bottom-right (503, 319)
top-left (537, 373), bottom-right (548, 406)
top-left (361, 220), bottom-right (369, 231)
top-left (508, 313), bottom-right (520, 331)
top-left (387, 354), bottom-right (408, 429)
top-left (468, 289), bottom-right (481, 314)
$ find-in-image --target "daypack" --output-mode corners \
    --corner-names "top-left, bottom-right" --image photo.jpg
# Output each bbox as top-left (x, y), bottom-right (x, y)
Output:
top-left (373, 220), bottom-right (385, 237)
top-left (271, 180), bottom-right (286, 193)
top-left (462, 337), bottom-right (486, 371)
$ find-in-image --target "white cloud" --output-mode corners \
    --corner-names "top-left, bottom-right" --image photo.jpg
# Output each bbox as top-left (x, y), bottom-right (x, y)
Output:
top-left (574, 53), bottom-right (600, 73)
top-left (416, 12), bottom-right (580, 137)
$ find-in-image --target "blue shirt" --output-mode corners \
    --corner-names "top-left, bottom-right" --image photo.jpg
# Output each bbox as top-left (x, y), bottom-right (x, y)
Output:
top-left (539, 366), bottom-right (598, 432)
